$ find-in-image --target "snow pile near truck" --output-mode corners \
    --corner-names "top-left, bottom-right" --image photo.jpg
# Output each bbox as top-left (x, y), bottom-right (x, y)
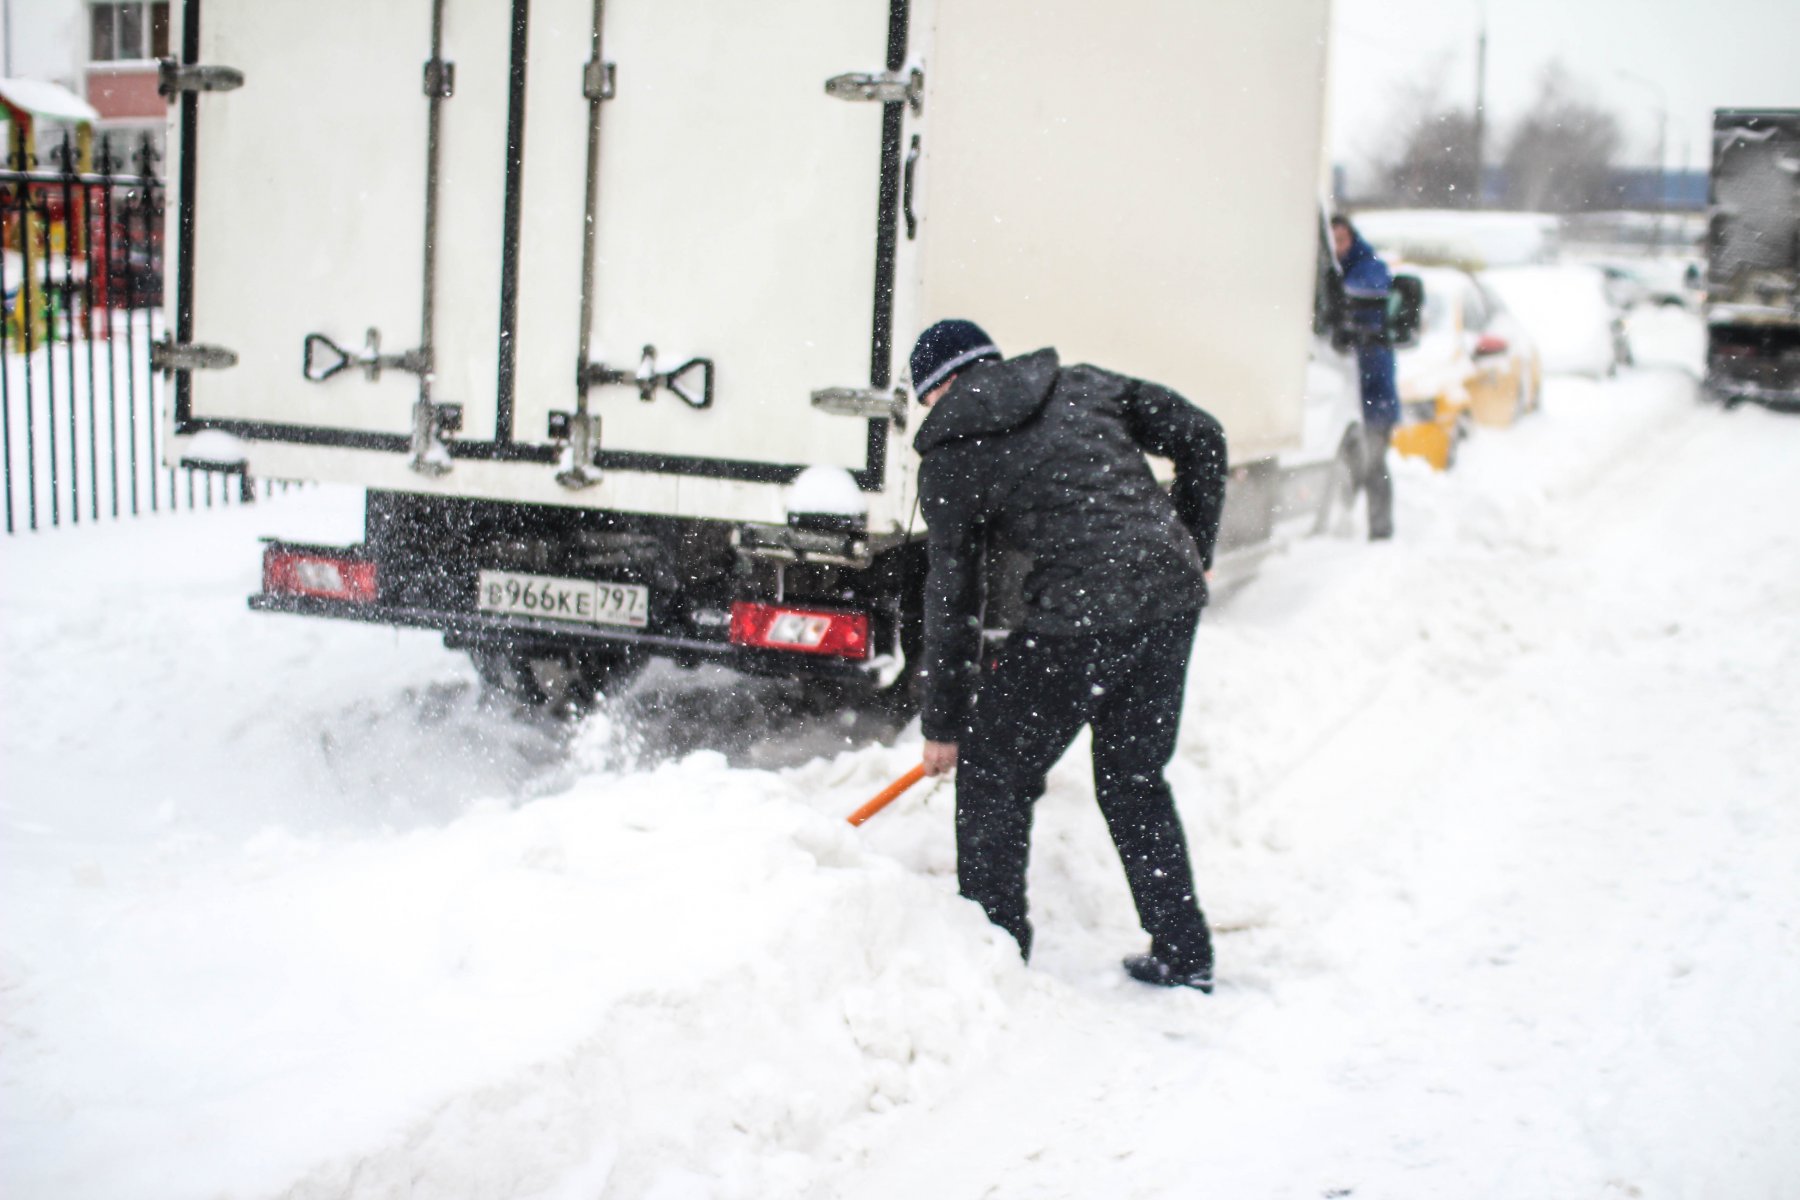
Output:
top-left (5, 313), bottom-right (1800, 1199)
top-left (2, 721), bottom-right (1036, 1197)
top-left (0, 492), bottom-right (1027, 1197)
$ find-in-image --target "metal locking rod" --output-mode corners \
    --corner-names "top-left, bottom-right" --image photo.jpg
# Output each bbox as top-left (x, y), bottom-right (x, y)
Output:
top-left (564, 0), bottom-right (619, 490)
top-left (407, 0), bottom-right (452, 476)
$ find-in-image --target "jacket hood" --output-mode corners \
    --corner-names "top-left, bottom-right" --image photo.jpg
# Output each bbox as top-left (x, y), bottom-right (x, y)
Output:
top-left (913, 348), bottom-right (1060, 455)
top-left (1339, 228), bottom-right (1379, 273)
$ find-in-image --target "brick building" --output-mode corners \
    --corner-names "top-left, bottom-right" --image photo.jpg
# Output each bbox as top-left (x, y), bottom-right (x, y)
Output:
top-left (1, 0), bottom-right (169, 164)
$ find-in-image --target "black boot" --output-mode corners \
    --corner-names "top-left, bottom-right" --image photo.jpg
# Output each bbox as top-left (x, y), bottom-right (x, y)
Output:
top-left (1122, 952), bottom-right (1213, 992)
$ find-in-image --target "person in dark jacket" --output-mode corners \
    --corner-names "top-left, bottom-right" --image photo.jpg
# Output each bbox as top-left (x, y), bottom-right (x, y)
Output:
top-left (1332, 215), bottom-right (1399, 540)
top-left (908, 318), bottom-right (1227, 992)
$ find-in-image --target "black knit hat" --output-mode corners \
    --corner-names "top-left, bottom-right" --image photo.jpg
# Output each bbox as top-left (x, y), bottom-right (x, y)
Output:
top-left (910, 319), bottom-right (1001, 398)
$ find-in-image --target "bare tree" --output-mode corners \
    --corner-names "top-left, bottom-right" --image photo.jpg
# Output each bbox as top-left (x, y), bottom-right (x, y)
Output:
top-left (1499, 62), bottom-right (1624, 213)
top-left (1388, 108), bottom-right (1481, 208)
top-left (1365, 77), bottom-right (1480, 208)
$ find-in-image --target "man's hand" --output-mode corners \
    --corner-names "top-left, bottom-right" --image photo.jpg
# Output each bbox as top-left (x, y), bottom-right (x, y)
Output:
top-left (922, 740), bottom-right (959, 777)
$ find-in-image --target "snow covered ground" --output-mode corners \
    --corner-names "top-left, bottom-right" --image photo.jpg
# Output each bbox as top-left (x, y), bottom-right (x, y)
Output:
top-left (4, 310), bottom-right (1798, 1199)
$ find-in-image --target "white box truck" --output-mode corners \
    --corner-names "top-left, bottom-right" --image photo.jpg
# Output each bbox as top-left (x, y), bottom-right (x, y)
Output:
top-left (160, 0), bottom-right (1410, 708)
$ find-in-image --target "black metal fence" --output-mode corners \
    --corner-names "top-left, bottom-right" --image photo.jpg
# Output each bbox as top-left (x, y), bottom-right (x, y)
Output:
top-left (2, 131), bottom-right (281, 535)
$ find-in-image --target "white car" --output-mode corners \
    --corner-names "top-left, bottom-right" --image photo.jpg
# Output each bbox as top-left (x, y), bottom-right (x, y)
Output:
top-left (1481, 264), bottom-right (1632, 379)
top-left (1587, 256), bottom-right (1705, 310)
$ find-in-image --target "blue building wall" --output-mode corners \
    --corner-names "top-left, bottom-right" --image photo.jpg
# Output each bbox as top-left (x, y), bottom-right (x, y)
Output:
top-left (1472, 165), bottom-right (1707, 211)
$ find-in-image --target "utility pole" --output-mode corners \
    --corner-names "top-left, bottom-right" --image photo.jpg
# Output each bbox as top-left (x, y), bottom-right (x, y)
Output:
top-left (1618, 70), bottom-right (1668, 250)
top-left (1655, 105), bottom-right (1669, 249)
top-left (1471, 4), bottom-right (1488, 209)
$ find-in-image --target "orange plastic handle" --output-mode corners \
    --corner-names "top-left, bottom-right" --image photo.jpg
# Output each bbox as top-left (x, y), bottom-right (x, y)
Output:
top-left (846, 763), bottom-right (928, 827)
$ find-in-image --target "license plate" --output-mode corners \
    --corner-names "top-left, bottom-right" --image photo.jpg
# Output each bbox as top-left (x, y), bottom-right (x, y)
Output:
top-left (476, 571), bottom-right (649, 628)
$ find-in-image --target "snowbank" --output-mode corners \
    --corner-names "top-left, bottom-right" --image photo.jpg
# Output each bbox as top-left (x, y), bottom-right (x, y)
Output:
top-left (3, 755), bottom-right (1025, 1198)
top-left (1352, 209), bottom-right (1560, 269)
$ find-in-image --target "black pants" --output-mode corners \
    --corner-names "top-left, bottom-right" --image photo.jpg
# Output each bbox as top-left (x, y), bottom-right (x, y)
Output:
top-left (956, 609), bottom-right (1211, 970)
top-left (1360, 420), bottom-right (1395, 539)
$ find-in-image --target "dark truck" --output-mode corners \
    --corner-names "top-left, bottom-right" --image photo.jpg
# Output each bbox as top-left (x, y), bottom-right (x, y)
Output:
top-left (1705, 109), bottom-right (1800, 407)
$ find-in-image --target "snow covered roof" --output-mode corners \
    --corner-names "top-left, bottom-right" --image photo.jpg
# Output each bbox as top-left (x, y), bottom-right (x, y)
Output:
top-left (0, 78), bottom-right (101, 126)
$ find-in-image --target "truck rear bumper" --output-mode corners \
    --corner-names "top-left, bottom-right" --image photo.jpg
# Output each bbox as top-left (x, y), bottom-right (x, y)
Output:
top-left (248, 593), bottom-right (876, 681)
top-left (1707, 321), bottom-right (1800, 406)
top-left (1708, 380), bottom-right (1800, 409)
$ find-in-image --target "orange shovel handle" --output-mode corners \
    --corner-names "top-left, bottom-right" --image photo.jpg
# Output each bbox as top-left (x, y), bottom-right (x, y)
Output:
top-left (847, 763), bottom-right (928, 827)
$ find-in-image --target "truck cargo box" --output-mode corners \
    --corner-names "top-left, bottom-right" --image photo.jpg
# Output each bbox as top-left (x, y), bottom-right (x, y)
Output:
top-left (161, 0), bottom-right (1377, 702)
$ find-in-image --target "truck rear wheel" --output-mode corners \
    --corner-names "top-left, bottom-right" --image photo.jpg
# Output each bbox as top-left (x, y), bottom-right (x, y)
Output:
top-left (467, 645), bottom-right (644, 715)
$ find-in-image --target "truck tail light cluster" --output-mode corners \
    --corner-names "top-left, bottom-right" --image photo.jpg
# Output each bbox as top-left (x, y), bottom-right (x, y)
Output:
top-left (263, 548), bottom-right (379, 604)
top-left (729, 602), bottom-right (869, 659)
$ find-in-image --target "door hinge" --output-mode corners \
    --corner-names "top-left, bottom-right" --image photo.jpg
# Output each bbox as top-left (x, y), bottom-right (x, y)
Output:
top-left (152, 337), bottom-right (238, 374)
top-left (583, 59), bottom-right (617, 102)
top-left (423, 58), bottom-right (455, 99)
top-left (810, 386), bottom-right (908, 430)
top-left (548, 412), bottom-right (604, 490)
top-left (157, 60), bottom-right (245, 98)
top-left (824, 68), bottom-right (923, 114)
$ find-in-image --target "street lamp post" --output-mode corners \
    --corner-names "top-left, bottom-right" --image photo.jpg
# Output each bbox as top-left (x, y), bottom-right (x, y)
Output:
top-left (1618, 70), bottom-right (1669, 250)
top-left (1472, 7), bottom-right (1487, 208)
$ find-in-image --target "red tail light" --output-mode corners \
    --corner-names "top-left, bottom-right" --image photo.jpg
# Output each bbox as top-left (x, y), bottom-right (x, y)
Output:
top-left (263, 548), bottom-right (378, 603)
top-left (729, 602), bottom-right (870, 659)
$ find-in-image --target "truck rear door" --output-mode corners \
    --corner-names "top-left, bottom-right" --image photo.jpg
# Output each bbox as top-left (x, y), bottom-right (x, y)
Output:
top-left (168, 0), bottom-right (913, 502)
top-left (173, 0), bottom-right (514, 451)
top-left (510, 0), bottom-right (905, 490)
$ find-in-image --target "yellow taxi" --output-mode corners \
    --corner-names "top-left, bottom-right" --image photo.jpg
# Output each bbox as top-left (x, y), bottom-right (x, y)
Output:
top-left (1392, 265), bottom-right (1543, 469)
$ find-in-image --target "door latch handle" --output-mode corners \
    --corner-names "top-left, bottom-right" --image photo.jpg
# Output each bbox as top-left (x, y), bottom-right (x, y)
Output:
top-left (303, 333), bottom-right (353, 382)
top-left (583, 345), bottom-right (714, 409)
top-left (303, 328), bottom-right (427, 384)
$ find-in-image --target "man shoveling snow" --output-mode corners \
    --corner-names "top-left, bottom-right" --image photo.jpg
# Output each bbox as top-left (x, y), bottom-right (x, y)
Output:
top-left (906, 318), bottom-right (1229, 992)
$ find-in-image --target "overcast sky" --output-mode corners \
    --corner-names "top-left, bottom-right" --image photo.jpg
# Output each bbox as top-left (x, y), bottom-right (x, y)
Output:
top-left (1329, 0), bottom-right (1800, 176)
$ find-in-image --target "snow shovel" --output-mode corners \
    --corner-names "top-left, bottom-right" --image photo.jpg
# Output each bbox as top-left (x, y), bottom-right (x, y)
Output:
top-left (847, 763), bottom-right (927, 827)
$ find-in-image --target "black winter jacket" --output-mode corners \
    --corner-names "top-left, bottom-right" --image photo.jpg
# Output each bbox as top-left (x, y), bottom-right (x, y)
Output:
top-left (913, 349), bottom-right (1227, 741)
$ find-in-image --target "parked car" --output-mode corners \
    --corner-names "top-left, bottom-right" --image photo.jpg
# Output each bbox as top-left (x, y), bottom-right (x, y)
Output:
top-left (1391, 265), bottom-right (1542, 470)
top-left (1481, 264), bottom-right (1631, 378)
top-left (1584, 257), bottom-right (1703, 311)
top-left (1595, 263), bottom-right (1650, 312)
